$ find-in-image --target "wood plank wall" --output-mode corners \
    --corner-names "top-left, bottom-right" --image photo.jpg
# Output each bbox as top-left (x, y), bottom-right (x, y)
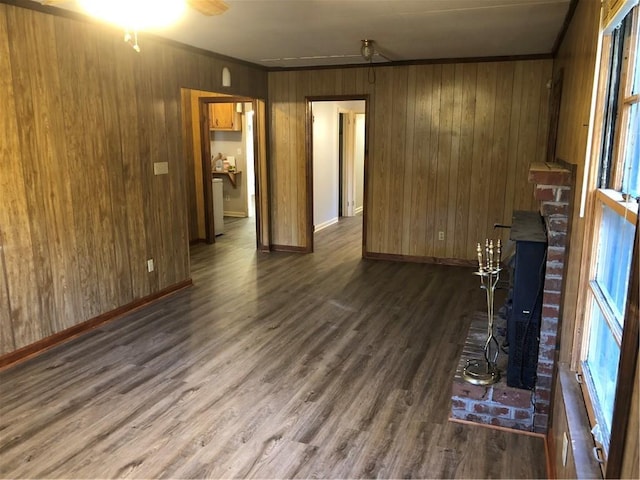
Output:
top-left (550, 1), bottom-right (638, 478)
top-left (268, 60), bottom-right (552, 260)
top-left (0, 4), bottom-right (266, 356)
top-left (621, 354), bottom-right (639, 478)
top-left (552, 0), bottom-right (601, 367)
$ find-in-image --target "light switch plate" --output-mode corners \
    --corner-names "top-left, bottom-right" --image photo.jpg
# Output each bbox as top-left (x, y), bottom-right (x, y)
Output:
top-left (153, 162), bottom-right (169, 175)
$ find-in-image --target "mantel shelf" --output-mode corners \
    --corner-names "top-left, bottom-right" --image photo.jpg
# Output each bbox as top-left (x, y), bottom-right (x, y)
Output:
top-left (212, 171), bottom-right (241, 188)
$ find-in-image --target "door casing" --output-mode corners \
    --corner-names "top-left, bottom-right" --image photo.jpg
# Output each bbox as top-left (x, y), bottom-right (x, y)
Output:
top-left (199, 96), bottom-right (270, 250)
top-left (305, 95), bottom-right (369, 254)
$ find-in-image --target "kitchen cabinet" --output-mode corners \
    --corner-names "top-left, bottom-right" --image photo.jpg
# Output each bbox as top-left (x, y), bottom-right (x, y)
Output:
top-left (209, 103), bottom-right (241, 131)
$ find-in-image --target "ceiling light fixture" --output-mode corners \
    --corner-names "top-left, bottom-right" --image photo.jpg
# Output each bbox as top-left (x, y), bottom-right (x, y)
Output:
top-left (123, 30), bottom-right (140, 52)
top-left (361, 39), bottom-right (376, 84)
top-left (361, 39), bottom-right (375, 62)
top-left (78, 0), bottom-right (187, 51)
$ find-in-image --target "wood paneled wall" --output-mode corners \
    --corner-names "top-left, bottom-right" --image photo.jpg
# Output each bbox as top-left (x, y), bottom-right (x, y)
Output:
top-left (550, 1), bottom-right (638, 478)
top-left (0, 3), bottom-right (266, 356)
top-left (547, 4), bottom-right (601, 469)
top-left (621, 354), bottom-right (639, 478)
top-left (551, 0), bottom-right (601, 366)
top-left (268, 60), bottom-right (552, 260)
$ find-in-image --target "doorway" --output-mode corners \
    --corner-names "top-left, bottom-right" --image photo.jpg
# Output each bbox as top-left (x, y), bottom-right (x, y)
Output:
top-left (197, 96), bottom-right (270, 251)
top-left (338, 110), bottom-right (366, 218)
top-left (308, 97), bottom-right (368, 253)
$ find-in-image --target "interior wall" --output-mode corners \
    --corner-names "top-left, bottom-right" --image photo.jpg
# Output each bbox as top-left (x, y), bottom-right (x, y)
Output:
top-left (337, 100), bottom-right (366, 219)
top-left (268, 60), bottom-right (551, 260)
top-left (551, 0), bottom-right (601, 366)
top-left (312, 102), bottom-right (340, 231)
top-left (550, 1), bottom-right (638, 477)
top-left (621, 354), bottom-right (639, 478)
top-left (354, 113), bottom-right (365, 213)
top-left (244, 108), bottom-right (256, 202)
top-left (0, 3), bottom-right (267, 356)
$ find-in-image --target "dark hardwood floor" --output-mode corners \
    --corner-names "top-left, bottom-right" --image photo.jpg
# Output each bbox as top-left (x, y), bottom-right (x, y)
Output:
top-left (0, 216), bottom-right (547, 479)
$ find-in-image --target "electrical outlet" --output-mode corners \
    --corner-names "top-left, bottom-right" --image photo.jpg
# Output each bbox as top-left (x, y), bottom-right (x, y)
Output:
top-left (236, 148), bottom-right (242, 155)
top-left (438, 231), bottom-right (445, 241)
top-left (147, 259), bottom-right (154, 272)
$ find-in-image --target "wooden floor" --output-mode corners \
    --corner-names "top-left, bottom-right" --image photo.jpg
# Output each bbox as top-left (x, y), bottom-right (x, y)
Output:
top-left (0, 216), bottom-right (547, 479)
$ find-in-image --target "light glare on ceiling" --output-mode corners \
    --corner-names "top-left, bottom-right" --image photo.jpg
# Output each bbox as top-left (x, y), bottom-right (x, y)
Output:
top-left (78, 0), bottom-right (186, 30)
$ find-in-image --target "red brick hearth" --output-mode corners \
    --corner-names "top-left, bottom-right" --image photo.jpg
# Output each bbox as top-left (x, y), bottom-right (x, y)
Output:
top-left (451, 314), bottom-right (536, 431)
top-left (451, 161), bottom-right (575, 433)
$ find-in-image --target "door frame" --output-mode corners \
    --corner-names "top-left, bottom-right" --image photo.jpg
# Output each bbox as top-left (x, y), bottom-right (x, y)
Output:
top-left (305, 95), bottom-right (369, 254)
top-left (338, 109), bottom-right (357, 218)
top-left (199, 96), bottom-right (270, 250)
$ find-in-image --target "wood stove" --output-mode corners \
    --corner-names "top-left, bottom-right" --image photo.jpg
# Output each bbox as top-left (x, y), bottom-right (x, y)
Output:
top-left (504, 211), bottom-right (547, 390)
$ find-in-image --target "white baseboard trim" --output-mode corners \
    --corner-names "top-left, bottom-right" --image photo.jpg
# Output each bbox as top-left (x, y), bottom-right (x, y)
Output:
top-left (354, 206), bottom-right (364, 215)
top-left (314, 217), bottom-right (339, 232)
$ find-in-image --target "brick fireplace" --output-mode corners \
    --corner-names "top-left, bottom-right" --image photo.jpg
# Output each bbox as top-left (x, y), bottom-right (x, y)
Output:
top-left (528, 161), bottom-right (575, 433)
top-left (451, 161), bottom-right (575, 433)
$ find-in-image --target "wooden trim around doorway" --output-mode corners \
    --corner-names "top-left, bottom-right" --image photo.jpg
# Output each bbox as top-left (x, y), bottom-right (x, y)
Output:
top-left (306, 95), bottom-right (369, 255)
top-left (198, 96), bottom-right (267, 247)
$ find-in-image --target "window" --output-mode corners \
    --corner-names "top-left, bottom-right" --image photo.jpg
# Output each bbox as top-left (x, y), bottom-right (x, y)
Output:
top-left (594, 199), bottom-right (636, 327)
top-left (622, 23), bottom-right (640, 196)
top-left (579, 3), bottom-right (639, 470)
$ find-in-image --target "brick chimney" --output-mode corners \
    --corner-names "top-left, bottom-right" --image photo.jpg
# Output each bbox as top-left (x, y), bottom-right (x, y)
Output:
top-left (528, 161), bottom-right (575, 433)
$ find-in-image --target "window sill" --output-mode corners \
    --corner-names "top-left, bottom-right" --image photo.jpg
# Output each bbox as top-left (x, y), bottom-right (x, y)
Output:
top-left (558, 363), bottom-right (603, 479)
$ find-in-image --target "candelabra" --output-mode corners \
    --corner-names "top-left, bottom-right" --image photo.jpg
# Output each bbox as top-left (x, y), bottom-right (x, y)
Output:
top-left (463, 239), bottom-right (502, 385)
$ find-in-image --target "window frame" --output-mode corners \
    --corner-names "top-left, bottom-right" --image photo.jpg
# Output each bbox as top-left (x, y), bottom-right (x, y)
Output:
top-left (610, 14), bottom-right (638, 189)
top-left (574, 3), bottom-right (639, 476)
top-left (578, 193), bottom-right (636, 465)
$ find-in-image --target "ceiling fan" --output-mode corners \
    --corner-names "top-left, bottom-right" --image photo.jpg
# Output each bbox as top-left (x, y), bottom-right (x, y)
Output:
top-left (41, 0), bottom-right (229, 17)
top-left (39, 0), bottom-right (228, 51)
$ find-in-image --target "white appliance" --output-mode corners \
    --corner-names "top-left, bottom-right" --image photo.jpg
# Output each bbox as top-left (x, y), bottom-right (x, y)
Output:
top-left (212, 178), bottom-right (224, 235)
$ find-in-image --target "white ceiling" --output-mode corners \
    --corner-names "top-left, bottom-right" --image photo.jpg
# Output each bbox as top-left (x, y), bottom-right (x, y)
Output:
top-left (34, 0), bottom-right (572, 68)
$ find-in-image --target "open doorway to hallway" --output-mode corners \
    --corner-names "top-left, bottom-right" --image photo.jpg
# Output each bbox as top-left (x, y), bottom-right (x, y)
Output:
top-left (310, 98), bottom-right (367, 251)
